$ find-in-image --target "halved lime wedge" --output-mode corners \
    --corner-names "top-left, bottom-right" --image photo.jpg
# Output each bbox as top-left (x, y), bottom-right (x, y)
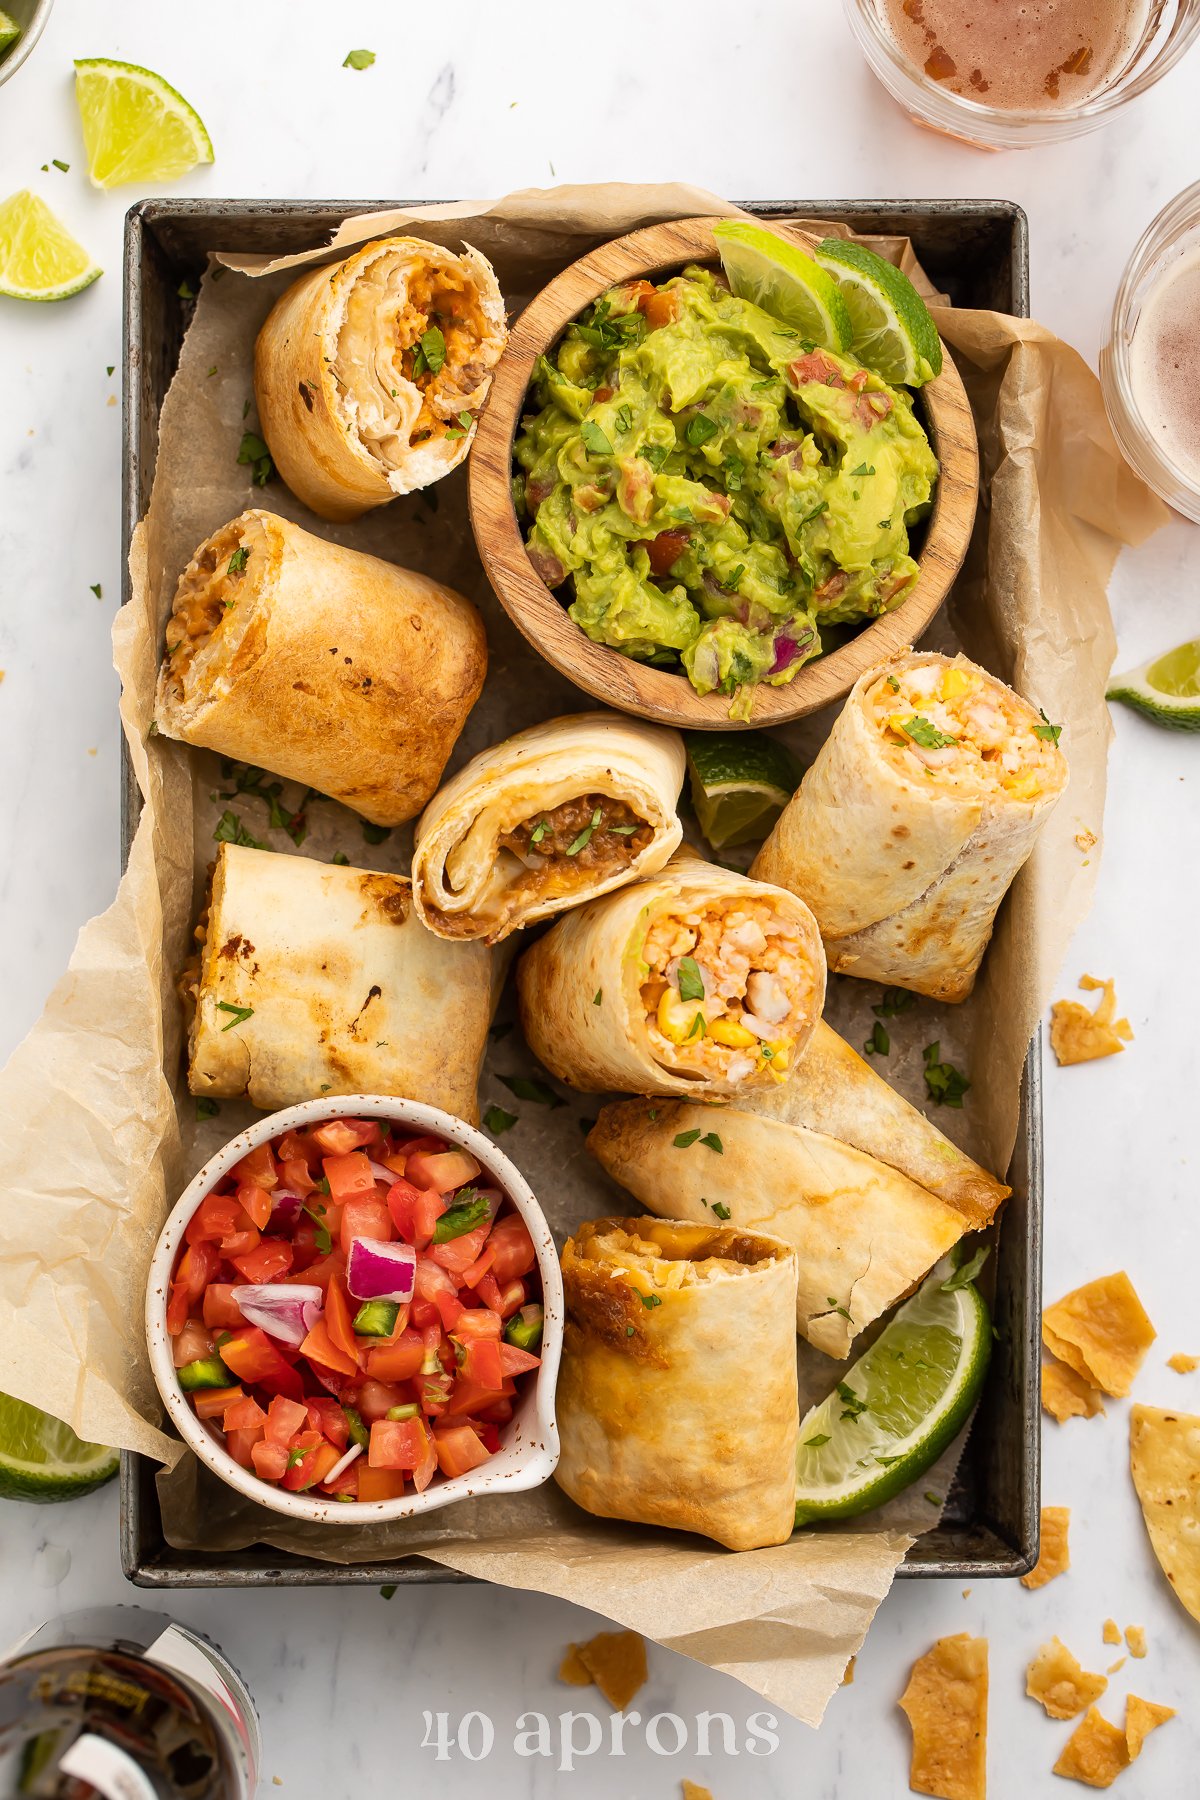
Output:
top-left (1107, 638), bottom-right (1200, 731)
top-left (685, 730), bottom-right (802, 850)
top-left (0, 1394), bottom-right (119, 1502)
top-left (794, 1258), bottom-right (991, 1525)
top-left (0, 10), bottom-right (22, 56)
top-left (0, 190), bottom-right (101, 302)
top-left (74, 58), bottom-right (214, 189)
top-left (815, 238), bottom-right (942, 387)
top-left (713, 219), bottom-right (852, 352)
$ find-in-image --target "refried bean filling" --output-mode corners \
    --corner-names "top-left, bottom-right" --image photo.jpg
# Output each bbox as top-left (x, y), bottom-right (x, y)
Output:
top-left (164, 525), bottom-right (253, 680)
top-left (499, 793), bottom-right (653, 876)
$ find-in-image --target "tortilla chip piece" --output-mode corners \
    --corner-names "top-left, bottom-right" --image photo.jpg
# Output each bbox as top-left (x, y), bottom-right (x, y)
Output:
top-left (1106, 1658), bottom-right (1125, 1675)
top-left (1123, 1695), bottom-right (1174, 1757)
top-left (681, 1784), bottom-right (714, 1800)
top-left (1021, 1506), bottom-right (1070, 1589)
top-left (1049, 975), bottom-right (1133, 1066)
top-left (1168, 1352), bottom-right (1197, 1374)
top-left (1130, 1403), bottom-right (1200, 1625)
top-left (899, 1633), bottom-right (988, 1800)
top-left (574, 1629), bottom-right (647, 1710)
top-left (1101, 1619), bottom-right (1120, 1645)
top-left (1053, 1706), bottom-right (1130, 1788)
top-left (842, 1655), bottom-right (856, 1685)
top-left (558, 1644), bottom-right (592, 1687)
top-left (1123, 1625), bottom-right (1146, 1659)
top-left (1043, 1358), bottom-right (1106, 1423)
top-left (1025, 1637), bottom-right (1107, 1720)
top-left (1042, 1272), bottom-right (1156, 1397)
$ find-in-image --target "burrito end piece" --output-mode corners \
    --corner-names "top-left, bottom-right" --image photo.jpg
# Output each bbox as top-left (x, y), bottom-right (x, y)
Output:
top-left (185, 844), bottom-right (492, 1120)
top-left (255, 236), bottom-right (507, 519)
top-left (753, 651), bottom-right (1068, 1001)
top-left (412, 712), bottom-right (686, 943)
top-left (555, 1217), bottom-right (799, 1550)
top-left (154, 510), bottom-right (486, 827)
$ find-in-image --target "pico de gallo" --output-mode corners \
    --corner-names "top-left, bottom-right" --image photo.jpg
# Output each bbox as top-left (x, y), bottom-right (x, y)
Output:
top-left (167, 1116), bottom-right (544, 1501)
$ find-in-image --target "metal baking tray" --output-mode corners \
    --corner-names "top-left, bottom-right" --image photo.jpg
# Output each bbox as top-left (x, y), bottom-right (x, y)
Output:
top-left (119, 196), bottom-right (1037, 1588)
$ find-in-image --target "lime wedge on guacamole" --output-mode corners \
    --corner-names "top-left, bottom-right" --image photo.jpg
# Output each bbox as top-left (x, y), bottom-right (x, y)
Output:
top-left (794, 1258), bottom-right (990, 1525)
top-left (815, 238), bottom-right (942, 387)
top-left (0, 1394), bottom-right (119, 1502)
top-left (1107, 637), bottom-right (1200, 731)
top-left (0, 190), bottom-right (101, 302)
top-left (0, 11), bottom-right (22, 56)
top-left (74, 58), bottom-right (213, 189)
top-left (713, 219), bottom-right (852, 352)
top-left (686, 731), bottom-right (801, 851)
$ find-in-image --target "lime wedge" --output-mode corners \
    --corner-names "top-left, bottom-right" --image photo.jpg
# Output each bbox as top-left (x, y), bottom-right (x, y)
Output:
top-left (0, 10), bottom-right (21, 55)
top-left (73, 58), bottom-right (213, 189)
top-left (0, 1394), bottom-right (119, 1502)
top-left (1107, 638), bottom-right (1200, 731)
top-left (712, 219), bottom-right (852, 353)
top-left (0, 190), bottom-right (101, 302)
top-left (815, 238), bottom-right (943, 387)
top-left (686, 730), bottom-right (802, 851)
top-left (794, 1257), bottom-right (991, 1524)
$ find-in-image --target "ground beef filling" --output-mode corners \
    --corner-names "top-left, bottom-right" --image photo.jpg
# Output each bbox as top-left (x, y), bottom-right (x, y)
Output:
top-left (500, 793), bottom-right (653, 875)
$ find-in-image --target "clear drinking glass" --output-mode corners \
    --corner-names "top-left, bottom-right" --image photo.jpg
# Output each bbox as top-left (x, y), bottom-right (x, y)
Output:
top-left (1101, 180), bottom-right (1200, 522)
top-left (844, 0), bottom-right (1200, 149)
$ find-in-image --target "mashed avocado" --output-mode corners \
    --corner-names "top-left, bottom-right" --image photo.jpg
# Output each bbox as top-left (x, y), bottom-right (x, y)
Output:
top-left (514, 267), bottom-right (939, 716)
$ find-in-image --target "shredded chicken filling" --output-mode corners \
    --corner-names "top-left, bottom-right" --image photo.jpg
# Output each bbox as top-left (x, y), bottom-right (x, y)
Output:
top-left (871, 661), bottom-right (1064, 800)
top-left (164, 521), bottom-right (256, 681)
top-left (580, 1225), bottom-right (750, 1288)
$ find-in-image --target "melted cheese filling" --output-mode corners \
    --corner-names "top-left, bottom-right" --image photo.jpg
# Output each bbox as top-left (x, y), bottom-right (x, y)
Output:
top-left (869, 659), bottom-right (1064, 800)
top-left (163, 516), bottom-right (265, 683)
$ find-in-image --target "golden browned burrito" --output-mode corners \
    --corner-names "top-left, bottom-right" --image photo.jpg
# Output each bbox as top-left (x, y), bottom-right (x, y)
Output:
top-left (753, 651), bottom-right (1068, 1001)
top-left (412, 712), bottom-right (686, 944)
top-left (184, 844), bottom-right (492, 1119)
top-left (555, 1217), bottom-right (799, 1550)
top-left (254, 235), bottom-right (507, 519)
top-left (154, 510), bottom-right (486, 827)
top-left (516, 858), bottom-right (826, 1099)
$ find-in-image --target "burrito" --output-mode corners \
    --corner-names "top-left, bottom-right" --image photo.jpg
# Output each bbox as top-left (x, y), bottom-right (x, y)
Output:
top-left (154, 510), bottom-right (487, 827)
top-left (587, 1101), bottom-right (983, 1357)
top-left (184, 844), bottom-right (492, 1120)
top-left (412, 712), bottom-right (686, 944)
top-left (753, 651), bottom-right (1068, 1001)
top-left (254, 235), bottom-right (507, 519)
top-left (516, 858), bottom-right (826, 1099)
top-left (555, 1217), bottom-right (799, 1550)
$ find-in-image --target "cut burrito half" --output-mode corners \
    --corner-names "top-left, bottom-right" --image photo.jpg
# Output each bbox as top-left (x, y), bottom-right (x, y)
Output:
top-left (753, 650), bottom-right (1068, 1001)
top-left (412, 712), bottom-right (686, 943)
top-left (254, 236), bottom-right (507, 519)
top-left (555, 1217), bottom-right (799, 1550)
top-left (516, 858), bottom-right (826, 1099)
top-left (587, 1101), bottom-right (984, 1357)
top-left (183, 844), bottom-right (492, 1120)
top-left (154, 510), bottom-right (486, 827)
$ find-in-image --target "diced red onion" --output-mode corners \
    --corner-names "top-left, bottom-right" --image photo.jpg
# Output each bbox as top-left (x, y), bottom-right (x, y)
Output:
top-left (771, 636), bottom-right (799, 674)
top-left (365, 1159), bottom-right (396, 1186)
top-left (347, 1237), bottom-right (417, 1304)
top-left (266, 1189), bottom-right (304, 1232)
top-left (323, 1443), bottom-right (363, 1485)
top-left (233, 1282), bottom-right (322, 1347)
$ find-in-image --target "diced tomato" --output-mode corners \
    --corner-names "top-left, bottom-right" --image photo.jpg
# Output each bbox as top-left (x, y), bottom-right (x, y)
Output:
top-left (379, 1150), bottom-right (408, 1177)
top-left (230, 1142), bottom-right (278, 1192)
top-left (406, 1149), bottom-right (480, 1194)
top-left (230, 1238), bottom-right (293, 1284)
top-left (305, 1399), bottom-right (350, 1450)
top-left (279, 1158), bottom-right (316, 1200)
top-left (221, 1328), bottom-right (304, 1400)
top-left (413, 1372), bottom-right (452, 1417)
top-left (251, 1438), bottom-right (290, 1481)
top-left (339, 1196), bottom-right (393, 1258)
top-left (279, 1430), bottom-right (324, 1491)
top-left (321, 1458), bottom-right (360, 1497)
top-left (222, 1395), bottom-right (267, 1433)
top-left (476, 1272), bottom-right (504, 1314)
top-left (225, 1427), bottom-right (264, 1471)
top-left (414, 1259), bottom-right (465, 1330)
top-left (324, 1278), bottom-right (361, 1365)
top-left (498, 1342), bottom-right (541, 1377)
top-left (235, 1183), bottom-right (273, 1231)
top-left (365, 1331), bottom-right (425, 1383)
top-left (645, 527), bottom-right (690, 576)
top-left (296, 1440), bottom-right (342, 1490)
top-left (300, 1317), bottom-right (358, 1379)
top-left (431, 1221), bottom-right (493, 1276)
top-left (219, 1223), bottom-right (261, 1260)
top-left (459, 1246), bottom-right (497, 1289)
top-left (640, 287), bottom-right (682, 330)
top-left (412, 1424), bottom-right (438, 1493)
top-left (357, 1464), bottom-right (406, 1502)
top-left (434, 1424), bottom-right (492, 1479)
top-left (440, 1378), bottom-right (505, 1421)
top-left (287, 1247), bottom-right (346, 1292)
top-left (185, 1191), bottom-right (240, 1246)
top-left (355, 1379), bottom-right (414, 1424)
top-left (323, 1151), bottom-right (378, 1203)
top-left (387, 1178), bottom-right (445, 1249)
top-left (452, 1309), bottom-right (502, 1344)
top-left (166, 1282), bottom-right (190, 1337)
top-left (460, 1338), bottom-right (505, 1389)
top-left (275, 1131), bottom-right (311, 1165)
top-left (176, 1241), bottom-right (218, 1306)
top-left (486, 1215), bottom-right (537, 1284)
top-left (389, 1134), bottom-right (444, 1159)
top-left (193, 1385), bottom-right (243, 1421)
top-left (203, 1283), bottom-right (247, 1330)
top-left (476, 1398), bottom-right (514, 1425)
top-left (264, 1395), bottom-right (309, 1446)
top-left (369, 1416), bottom-right (431, 1470)
top-left (497, 1279), bottom-right (526, 1319)
top-left (171, 1318), bottom-right (214, 1369)
top-left (477, 1422), bottom-right (502, 1455)
top-left (311, 1119), bottom-right (381, 1156)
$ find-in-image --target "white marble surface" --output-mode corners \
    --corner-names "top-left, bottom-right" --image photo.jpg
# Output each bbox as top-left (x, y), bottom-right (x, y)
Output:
top-left (2, 2), bottom-right (1199, 1793)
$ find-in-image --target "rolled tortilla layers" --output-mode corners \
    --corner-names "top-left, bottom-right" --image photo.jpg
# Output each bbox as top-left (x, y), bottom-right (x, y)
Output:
top-left (154, 510), bottom-right (486, 827)
top-left (255, 235), bottom-right (507, 519)
top-left (186, 845), bottom-right (492, 1120)
top-left (412, 712), bottom-right (686, 944)
top-left (753, 651), bottom-right (1068, 1001)
top-left (517, 859), bottom-right (826, 1099)
top-left (555, 1217), bottom-right (799, 1549)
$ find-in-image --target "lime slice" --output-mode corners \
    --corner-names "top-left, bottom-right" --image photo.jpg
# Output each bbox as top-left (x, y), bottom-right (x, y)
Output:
top-left (0, 10), bottom-right (22, 55)
top-left (794, 1258), bottom-right (991, 1524)
top-left (686, 730), bottom-right (802, 851)
top-left (0, 190), bottom-right (102, 302)
top-left (712, 219), bottom-right (852, 352)
top-left (73, 58), bottom-right (214, 189)
top-left (1107, 638), bottom-right (1200, 731)
top-left (815, 238), bottom-right (943, 387)
top-left (0, 1394), bottom-right (119, 1502)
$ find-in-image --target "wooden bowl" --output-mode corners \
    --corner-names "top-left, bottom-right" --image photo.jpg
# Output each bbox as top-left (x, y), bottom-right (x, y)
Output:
top-left (468, 216), bottom-right (979, 729)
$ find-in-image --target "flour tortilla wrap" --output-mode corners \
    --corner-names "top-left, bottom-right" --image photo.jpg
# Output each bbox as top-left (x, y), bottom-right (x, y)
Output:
top-left (412, 712), bottom-right (686, 944)
top-left (154, 510), bottom-right (487, 827)
top-left (516, 858), bottom-right (826, 1099)
top-left (588, 1101), bottom-right (973, 1357)
top-left (753, 650), bottom-right (1068, 1001)
top-left (555, 1217), bottom-right (799, 1550)
top-left (254, 236), bottom-right (507, 520)
top-left (185, 845), bottom-right (492, 1120)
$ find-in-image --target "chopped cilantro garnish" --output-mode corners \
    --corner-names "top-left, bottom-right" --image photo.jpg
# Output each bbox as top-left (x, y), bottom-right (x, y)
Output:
top-left (1034, 708), bottom-right (1062, 744)
top-left (901, 715), bottom-right (957, 749)
top-left (379, 1583), bottom-right (397, 1598)
top-left (227, 546), bottom-right (249, 575)
top-left (850, 462), bottom-right (875, 476)
top-left (433, 1193), bottom-right (491, 1242)
top-left (924, 1491), bottom-right (942, 1507)
top-left (825, 1297), bottom-right (852, 1321)
top-left (216, 1001), bottom-right (254, 1032)
top-left (529, 818), bottom-right (551, 844)
top-left (685, 1011), bottom-right (705, 1040)
top-left (863, 1020), bottom-right (890, 1057)
top-left (343, 48), bottom-right (376, 68)
top-left (236, 431), bottom-right (273, 487)
top-left (641, 443), bottom-right (669, 471)
top-left (592, 989), bottom-right (603, 1006)
top-left (195, 1097), bottom-right (220, 1119)
top-left (922, 1042), bottom-right (970, 1108)
top-left (837, 1381), bottom-right (867, 1422)
top-left (684, 413), bottom-right (718, 447)
top-left (483, 1104), bottom-right (518, 1136)
top-left (286, 1447), bottom-right (308, 1470)
top-left (723, 455), bottom-right (745, 492)
top-left (873, 986), bottom-right (916, 1018)
top-left (615, 403), bottom-right (633, 433)
top-left (625, 1324), bottom-right (636, 1337)
top-left (331, 850), bottom-right (350, 866)
top-left (699, 1132), bottom-right (723, 1154)
top-left (214, 809), bottom-right (266, 850)
top-left (677, 957), bottom-right (705, 1002)
top-left (711, 1202), bottom-right (731, 1220)
top-left (177, 279), bottom-right (195, 299)
top-left (90, 583), bottom-right (102, 598)
top-left (887, 674), bottom-right (901, 692)
top-left (640, 1292), bottom-right (662, 1309)
top-left (580, 420), bottom-right (614, 457)
top-left (804, 1433), bottom-right (831, 1448)
top-left (566, 808), bottom-right (603, 855)
top-left (361, 821), bottom-right (390, 845)
top-left (499, 1074), bottom-right (564, 1108)
top-left (673, 1129), bottom-right (701, 1149)
top-left (942, 1245), bottom-right (991, 1290)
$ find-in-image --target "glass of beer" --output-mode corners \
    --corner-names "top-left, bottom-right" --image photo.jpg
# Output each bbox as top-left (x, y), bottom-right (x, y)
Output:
top-left (1101, 181), bottom-right (1200, 521)
top-left (845, 0), bottom-right (1200, 147)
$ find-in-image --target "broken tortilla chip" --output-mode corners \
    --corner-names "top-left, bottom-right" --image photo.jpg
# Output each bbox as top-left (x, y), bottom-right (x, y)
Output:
top-left (1042, 1358), bottom-right (1106, 1423)
top-left (560, 1629), bottom-right (648, 1711)
top-left (842, 1655), bottom-right (856, 1685)
top-left (1123, 1626), bottom-right (1146, 1659)
top-left (557, 1643), bottom-right (593, 1686)
top-left (899, 1633), bottom-right (988, 1800)
top-left (1102, 1619), bottom-right (1120, 1645)
top-left (1167, 1352), bottom-right (1197, 1374)
top-left (681, 1784), bottom-right (714, 1800)
top-left (1123, 1695), bottom-right (1174, 1757)
top-left (1049, 975), bottom-right (1133, 1066)
top-left (1130, 1403), bottom-right (1200, 1626)
top-left (1021, 1506), bottom-right (1070, 1590)
top-left (1025, 1637), bottom-right (1107, 1720)
top-left (1042, 1272), bottom-right (1155, 1397)
top-left (1106, 1658), bottom-right (1125, 1675)
top-left (1053, 1705), bottom-right (1130, 1788)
